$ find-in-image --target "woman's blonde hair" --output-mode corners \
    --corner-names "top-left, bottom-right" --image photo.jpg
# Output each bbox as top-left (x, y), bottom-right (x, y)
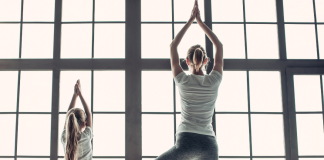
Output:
top-left (65, 108), bottom-right (86, 160)
top-left (186, 44), bottom-right (209, 72)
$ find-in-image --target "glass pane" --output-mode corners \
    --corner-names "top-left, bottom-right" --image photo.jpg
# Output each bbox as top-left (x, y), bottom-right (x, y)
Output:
top-left (318, 25), bottom-right (324, 59)
top-left (213, 24), bottom-right (245, 59)
top-left (285, 24), bottom-right (317, 59)
top-left (249, 71), bottom-right (282, 112)
top-left (142, 115), bottom-right (174, 156)
top-left (212, 0), bottom-right (243, 22)
top-left (19, 71), bottom-right (52, 112)
top-left (0, 71), bottom-right (18, 112)
top-left (21, 24), bottom-right (54, 58)
top-left (296, 114), bottom-right (324, 155)
top-left (142, 71), bottom-right (173, 112)
top-left (94, 24), bottom-right (125, 58)
top-left (58, 114), bottom-right (66, 156)
top-left (61, 24), bottom-right (92, 58)
top-left (216, 71), bottom-right (248, 112)
top-left (0, 159), bottom-right (15, 160)
top-left (95, 0), bottom-right (125, 21)
top-left (17, 114), bottom-right (51, 155)
top-left (93, 71), bottom-right (125, 112)
top-left (246, 24), bottom-right (279, 59)
top-left (283, 0), bottom-right (314, 22)
top-left (62, 0), bottom-right (92, 22)
top-left (0, 115), bottom-right (16, 156)
top-left (60, 71), bottom-right (91, 112)
top-left (142, 24), bottom-right (172, 58)
top-left (251, 114), bottom-right (285, 156)
top-left (316, 0), bottom-right (324, 22)
top-left (294, 75), bottom-right (322, 112)
top-left (0, 0), bottom-right (21, 21)
top-left (245, 0), bottom-right (277, 22)
top-left (216, 114), bottom-right (250, 156)
top-left (23, 0), bottom-right (54, 21)
top-left (174, 24), bottom-right (206, 59)
top-left (0, 24), bottom-right (20, 58)
top-left (174, 0), bottom-right (205, 22)
top-left (93, 114), bottom-right (125, 156)
top-left (141, 0), bottom-right (171, 22)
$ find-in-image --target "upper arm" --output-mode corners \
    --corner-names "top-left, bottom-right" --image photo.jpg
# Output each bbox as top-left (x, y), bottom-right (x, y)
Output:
top-left (213, 43), bottom-right (223, 75)
top-left (170, 46), bottom-right (184, 78)
top-left (86, 114), bottom-right (92, 128)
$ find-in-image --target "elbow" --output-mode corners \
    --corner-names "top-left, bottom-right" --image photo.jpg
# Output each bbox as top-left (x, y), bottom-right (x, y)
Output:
top-left (170, 41), bottom-right (178, 49)
top-left (170, 42), bottom-right (174, 48)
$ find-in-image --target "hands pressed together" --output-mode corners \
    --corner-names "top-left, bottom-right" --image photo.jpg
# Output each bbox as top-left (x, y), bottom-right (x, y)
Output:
top-left (190, 0), bottom-right (202, 22)
top-left (74, 79), bottom-right (82, 96)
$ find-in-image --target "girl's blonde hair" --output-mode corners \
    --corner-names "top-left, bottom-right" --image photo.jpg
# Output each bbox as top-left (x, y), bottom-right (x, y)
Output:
top-left (186, 44), bottom-right (210, 72)
top-left (65, 108), bottom-right (86, 160)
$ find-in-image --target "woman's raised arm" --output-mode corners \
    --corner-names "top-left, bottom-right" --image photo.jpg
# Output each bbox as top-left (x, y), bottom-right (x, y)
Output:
top-left (195, 0), bottom-right (223, 74)
top-left (76, 80), bottom-right (92, 128)
top-left (170, 2), bottom-right (198, 77)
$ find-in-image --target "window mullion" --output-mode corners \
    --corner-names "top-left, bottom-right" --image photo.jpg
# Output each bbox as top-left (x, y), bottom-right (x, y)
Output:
top-left (50, 0), bottom-right (62, 159)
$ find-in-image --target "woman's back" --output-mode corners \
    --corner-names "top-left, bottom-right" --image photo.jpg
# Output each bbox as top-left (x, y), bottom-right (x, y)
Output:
top-left (174, 70), bottom-right (222, 136)
top-left (61, 126), bottom-right (94, 160)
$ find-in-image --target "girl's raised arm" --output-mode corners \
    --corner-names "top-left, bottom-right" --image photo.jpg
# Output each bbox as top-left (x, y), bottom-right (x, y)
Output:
top-left (64, 82), bottom-right (79, 129)
top-left (170, 2), bottom-right (198, 77)
top-left (195, 0), bottom-right (223, 74)
top-left (76, 80), bottom-right (92, 128)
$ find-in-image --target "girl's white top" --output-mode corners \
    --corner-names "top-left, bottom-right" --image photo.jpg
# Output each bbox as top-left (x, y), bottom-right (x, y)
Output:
top-left (61, 126), bottom-right (94, 160)
top-left (174, 70), bottom-right (222, 137)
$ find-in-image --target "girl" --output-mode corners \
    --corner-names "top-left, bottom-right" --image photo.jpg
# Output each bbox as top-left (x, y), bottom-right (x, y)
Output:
top-left (61, 80), bottom-right (93, 160)
top-left (156, 0), bottom-right (223, 159)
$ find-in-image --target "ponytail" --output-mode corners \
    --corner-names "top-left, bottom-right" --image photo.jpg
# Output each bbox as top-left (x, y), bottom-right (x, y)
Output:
top-left (186, 44), bottom-right (209, 72)
top-left (65, 113), bottom-right (80, 160)
top-left (193, 48), bottom-right (204, 72)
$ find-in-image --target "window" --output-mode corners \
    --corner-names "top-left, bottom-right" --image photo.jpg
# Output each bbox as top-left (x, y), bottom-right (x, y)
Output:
top-left (1, 0), bottom-right (324, 160)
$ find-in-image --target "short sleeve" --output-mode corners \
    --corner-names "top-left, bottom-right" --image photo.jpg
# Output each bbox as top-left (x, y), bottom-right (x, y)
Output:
top-left (174, 72), bottom-right (189, 85)
top-left (83, 126), bottom-right (94, 139)
top-left (209, 70), bottom-right (222, 84)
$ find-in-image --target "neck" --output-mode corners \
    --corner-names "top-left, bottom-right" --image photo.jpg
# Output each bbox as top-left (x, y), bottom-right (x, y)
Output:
top-left (191, 69), bottom-right (204, 75)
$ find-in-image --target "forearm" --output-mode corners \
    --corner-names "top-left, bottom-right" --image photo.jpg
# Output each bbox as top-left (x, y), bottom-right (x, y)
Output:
top-left (78, 93), bottom-right (91, 116)
top-left (67, 93), bottom-right (78, 111)
top-left (197, 19), bottom-right (223, 64)
top-left (197, 20), bottom-right (222, 47)
top-left (170, 18), bottom-right (194, 64)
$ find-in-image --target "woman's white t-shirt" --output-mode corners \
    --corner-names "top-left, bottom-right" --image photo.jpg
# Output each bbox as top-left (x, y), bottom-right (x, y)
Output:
top-left (61, 126), bottom-right (94, 160)
top-left (174, 70), bottom-right (222, 137)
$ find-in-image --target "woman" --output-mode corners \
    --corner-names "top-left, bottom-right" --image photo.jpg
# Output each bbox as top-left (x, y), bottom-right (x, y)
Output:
top-left (156, 0), bottom-right (223, 159)
top-left (61, 80), bottom-right (93, 160)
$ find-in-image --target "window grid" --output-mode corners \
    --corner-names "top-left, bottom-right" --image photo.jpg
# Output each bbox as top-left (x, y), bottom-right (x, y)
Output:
top-left (214, 70), bottom-right (286, 159)
top-left (287, 69), bottom-right (324, 159)
top-left (1, 0), bottom-right (324, 160)
top-left (313, 0), bottom-right (320, 59)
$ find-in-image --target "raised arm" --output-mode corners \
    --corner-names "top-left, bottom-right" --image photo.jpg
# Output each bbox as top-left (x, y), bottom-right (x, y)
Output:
top-left (76, 80), bottom-right (92, 128)
top-left (64, 82), bottom-right (79, 129)
top-left (195, 0), bottom-right (223, 74)
top-left (170, 3), bottom-right (197, 77)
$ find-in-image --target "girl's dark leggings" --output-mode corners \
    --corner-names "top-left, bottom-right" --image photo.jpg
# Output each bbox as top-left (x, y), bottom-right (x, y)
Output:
top-left (155, 132), bottom-right (219, 160)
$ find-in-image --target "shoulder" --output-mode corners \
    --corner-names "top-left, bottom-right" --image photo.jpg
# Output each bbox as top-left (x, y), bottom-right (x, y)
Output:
top-left (208, 70), bottom-right (222, 84)
top-left (82, 126), bottom-right (94, 139)
top-left (174, 72), bottom-right (189, 85)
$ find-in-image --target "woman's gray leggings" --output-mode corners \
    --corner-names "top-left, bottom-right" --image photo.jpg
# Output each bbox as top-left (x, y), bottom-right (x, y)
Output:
top-left (155, 132), bottom-right (219, 160)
